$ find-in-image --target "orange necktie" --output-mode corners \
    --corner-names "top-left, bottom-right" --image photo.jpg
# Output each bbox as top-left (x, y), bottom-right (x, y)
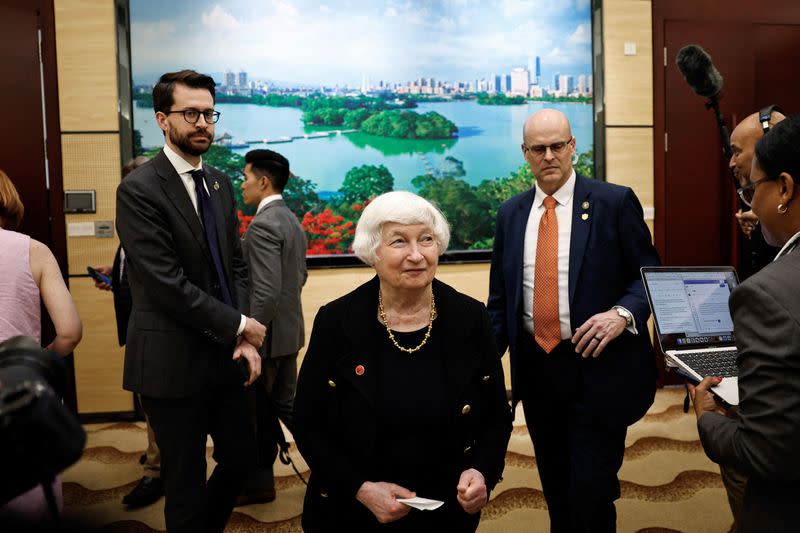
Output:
top-left (534, 195), bottom-right (561, 353)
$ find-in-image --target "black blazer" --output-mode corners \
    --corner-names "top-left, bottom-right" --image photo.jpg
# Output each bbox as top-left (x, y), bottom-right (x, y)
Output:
top-left (116, 150), bottom-right (249, 398)
top-left (698, 249), bottom-right (800, 532)
top-left (293, 277), bottom-right (512, 531)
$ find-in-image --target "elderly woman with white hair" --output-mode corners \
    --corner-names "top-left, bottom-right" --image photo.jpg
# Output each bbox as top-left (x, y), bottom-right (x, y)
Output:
top-left (293, 191), bottom-right (512, 532)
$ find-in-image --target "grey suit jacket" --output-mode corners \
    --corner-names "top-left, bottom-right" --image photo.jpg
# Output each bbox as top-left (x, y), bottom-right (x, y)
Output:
top-left (241, 198), bottom-right (307, 358)
top-left (116, 150), bottom-right (249, 398)
top-left (698, 249), bottom-right (800, 530)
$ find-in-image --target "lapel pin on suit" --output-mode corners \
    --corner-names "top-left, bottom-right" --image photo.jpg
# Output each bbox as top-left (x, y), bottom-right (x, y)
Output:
top-left (213, 180), bottom-right (220, 191)
top-left (355, 364), bottom-right (365, 376)
top-left (581, 213), bottom-right (589, 221)
top-left (581, 201), bottom-right (590, 210)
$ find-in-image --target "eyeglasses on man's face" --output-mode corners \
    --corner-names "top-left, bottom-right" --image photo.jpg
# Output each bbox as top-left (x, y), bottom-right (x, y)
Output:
top-left (523, 137), bottom-right (574, 157)
top-left (165, 108), bottom-right (221, 124)
top-left (737, 174), bottom-right (775, 207)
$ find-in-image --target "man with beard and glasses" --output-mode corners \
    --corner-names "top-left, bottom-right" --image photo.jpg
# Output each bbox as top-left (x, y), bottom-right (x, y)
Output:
top-left (116, 70), bottom-right (266, 533)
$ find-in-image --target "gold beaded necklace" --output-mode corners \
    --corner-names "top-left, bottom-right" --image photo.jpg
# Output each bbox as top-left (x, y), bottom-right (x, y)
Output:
top-left (378, 289), bottom-right (437, 354)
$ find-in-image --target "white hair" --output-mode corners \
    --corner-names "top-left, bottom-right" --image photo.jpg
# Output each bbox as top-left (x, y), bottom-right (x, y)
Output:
top-left (352, 191), bottom-right (450, 266)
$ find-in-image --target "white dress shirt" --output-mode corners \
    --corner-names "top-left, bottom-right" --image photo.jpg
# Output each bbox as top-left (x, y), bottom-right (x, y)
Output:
top-left (163, 144), bottom-right (207, 212)
top-left (775, 230), bottom-right (800, 261)
top-left (162, 144), bottom-right (247, 335)
top-left (256, 193), bottom-right (283, 215)
top-left (522, 171), bottom-right (576, 339)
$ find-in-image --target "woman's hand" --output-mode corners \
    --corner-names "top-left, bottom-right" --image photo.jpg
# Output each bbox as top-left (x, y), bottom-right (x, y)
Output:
top-left (456, 468), bottom-right (488, 514)
top-left (355, 481), bottom-right (415, 523)
top-left (687, 377), bottom-right (727, 419)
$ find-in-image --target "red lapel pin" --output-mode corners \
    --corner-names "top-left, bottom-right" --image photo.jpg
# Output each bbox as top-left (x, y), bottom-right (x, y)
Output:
top-left (355, 364), bottom-right (365, 376)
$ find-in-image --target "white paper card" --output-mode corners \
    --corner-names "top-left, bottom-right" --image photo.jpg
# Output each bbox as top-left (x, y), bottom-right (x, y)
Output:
top-left (396, 497), bottom-right (444, 511)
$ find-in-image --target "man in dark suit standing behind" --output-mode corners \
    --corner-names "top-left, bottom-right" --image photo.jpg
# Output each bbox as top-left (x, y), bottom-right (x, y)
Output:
top-left (116, 70), bottom-right (266, 533)
top-left (487, 109), bottom-right (660, 532)
top-left (237, 149), bottom-right (308, 504)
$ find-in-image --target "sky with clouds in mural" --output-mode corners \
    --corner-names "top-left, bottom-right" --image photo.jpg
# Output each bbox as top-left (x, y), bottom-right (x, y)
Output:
top-left (131, 0), bottom-right (592, 87)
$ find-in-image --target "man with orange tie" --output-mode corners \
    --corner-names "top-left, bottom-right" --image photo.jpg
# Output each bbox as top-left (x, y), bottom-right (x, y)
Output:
top-left (487, 109), bottom-right (660, 533)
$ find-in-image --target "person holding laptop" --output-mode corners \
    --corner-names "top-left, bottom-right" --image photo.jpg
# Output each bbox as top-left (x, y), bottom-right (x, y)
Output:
top-left (690, 113), bottom-right (800, 533)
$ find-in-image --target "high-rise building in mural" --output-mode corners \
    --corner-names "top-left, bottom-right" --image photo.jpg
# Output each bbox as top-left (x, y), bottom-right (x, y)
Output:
top-left (510, 68), bottom-right (530, 95)
top-left (224, 70), bottom-right (236, 88)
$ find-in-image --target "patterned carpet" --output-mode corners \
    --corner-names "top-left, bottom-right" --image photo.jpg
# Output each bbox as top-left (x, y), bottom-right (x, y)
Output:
top-left (61, 387), bottom-right (734, 532)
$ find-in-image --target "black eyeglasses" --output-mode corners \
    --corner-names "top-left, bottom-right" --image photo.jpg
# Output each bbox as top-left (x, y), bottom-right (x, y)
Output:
top-left (165, 108), bottom-right (221, 124)
top-left (737, 175), bottom-right (775, 207)
top-left (523, 137), bottom-right (574, 157)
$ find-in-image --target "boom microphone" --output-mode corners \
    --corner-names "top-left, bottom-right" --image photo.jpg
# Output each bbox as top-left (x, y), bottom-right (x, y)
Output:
top-left (675, 45), bottom-right (723, 98)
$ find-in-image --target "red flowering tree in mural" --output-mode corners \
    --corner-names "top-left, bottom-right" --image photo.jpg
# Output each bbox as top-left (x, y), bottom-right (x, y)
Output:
top-left (301, 209), bottom-right (356, 255)
top-left (237, 210), bottom-right (254, 237)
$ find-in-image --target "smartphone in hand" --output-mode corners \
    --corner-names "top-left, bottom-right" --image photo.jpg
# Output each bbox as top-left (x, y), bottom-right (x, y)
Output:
top-left (235, 357), bottom-right (250, 382)
top-left (87, 266), bottom-right (113, 287)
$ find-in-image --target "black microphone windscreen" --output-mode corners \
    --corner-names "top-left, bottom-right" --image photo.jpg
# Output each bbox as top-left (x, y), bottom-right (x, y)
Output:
top-left (675, 44), bottom-right (724, 98)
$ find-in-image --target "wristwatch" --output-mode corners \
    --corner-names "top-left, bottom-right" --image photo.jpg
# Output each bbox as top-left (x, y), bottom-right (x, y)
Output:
top-left (613, 306), bottom-right (633, 327)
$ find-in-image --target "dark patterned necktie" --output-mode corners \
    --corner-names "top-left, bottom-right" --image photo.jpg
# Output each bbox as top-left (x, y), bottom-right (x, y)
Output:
top-left (190, 169), bottom-right (233, 306)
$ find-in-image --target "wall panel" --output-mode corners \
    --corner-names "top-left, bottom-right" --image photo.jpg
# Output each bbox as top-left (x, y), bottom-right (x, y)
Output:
top-left (71, 277), bottom-right (132, 413)
top-left (61, 133), bottom-right (121, 276)
top-left (54, 0), bottom-right (118, 131)
top-left (603, 0), bottom-right (654, 126)
top-left (605, 127), bottom-right (654, 206)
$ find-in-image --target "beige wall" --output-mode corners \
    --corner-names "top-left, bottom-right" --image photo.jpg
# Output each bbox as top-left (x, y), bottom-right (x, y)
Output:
top-left (55, 0), bottom-right (128, 412)
top-left (603, 0), bottom-right (654, 226)
top-left (55, 0), bottom-right (655, 414)
top-left (56, 0), bottom-right (122, 277)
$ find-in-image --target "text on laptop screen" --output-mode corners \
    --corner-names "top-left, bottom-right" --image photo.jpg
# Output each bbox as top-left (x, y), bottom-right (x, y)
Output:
top-left (644, 270), bottom-right (738, 346)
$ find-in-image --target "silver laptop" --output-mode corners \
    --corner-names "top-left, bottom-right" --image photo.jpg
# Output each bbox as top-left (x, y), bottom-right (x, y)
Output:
top-left (641, 266), bottom-right (740, 405)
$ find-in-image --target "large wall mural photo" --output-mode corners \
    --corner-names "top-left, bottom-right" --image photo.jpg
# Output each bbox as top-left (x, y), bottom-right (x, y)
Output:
top-left (131, 0), bottom-right (594, 256)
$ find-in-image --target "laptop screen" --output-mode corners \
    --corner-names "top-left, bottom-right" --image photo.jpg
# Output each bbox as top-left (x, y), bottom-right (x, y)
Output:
top-left (641, 267), bottom-right (739, 351)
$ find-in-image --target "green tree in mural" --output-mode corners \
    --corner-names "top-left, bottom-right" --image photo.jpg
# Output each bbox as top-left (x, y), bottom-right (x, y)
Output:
top-left (412, 157), bottom-right (492, 250)
top-left (574, 147), bottom-right (594, 178)
top-left (283, 174), bottom-right (321, 218)
top-left (343, 108), bottom-right (371, 129)
top-left (360, 110), bottom-right (457, 139)
top-left (475, 163), bottom-right (535, 224)
top-left (132, 129), bottom-right (144, 156)
top-left (475, 92), bottom-right (525, 105)
top-left (201, 144), bottom-right (245, 178)
top-left (339, 164), bottom-right (394, 204)
top-left (304, 107), bottom-right (347, 126)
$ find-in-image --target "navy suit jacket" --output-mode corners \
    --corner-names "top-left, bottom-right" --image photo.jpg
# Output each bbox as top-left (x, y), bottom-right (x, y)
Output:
top-left (488, 174), bottom-right (661, 426)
